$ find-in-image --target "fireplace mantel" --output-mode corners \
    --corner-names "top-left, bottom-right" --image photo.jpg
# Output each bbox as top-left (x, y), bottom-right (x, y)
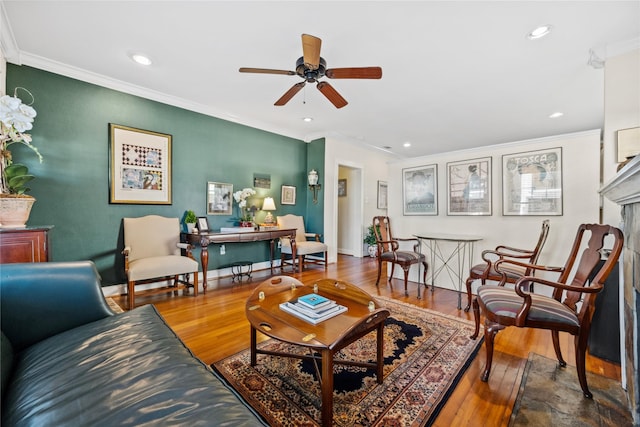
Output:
top-left (600, 154), bottom-right (640, 425)
top-left (600, 155), bottom-right (640, 205)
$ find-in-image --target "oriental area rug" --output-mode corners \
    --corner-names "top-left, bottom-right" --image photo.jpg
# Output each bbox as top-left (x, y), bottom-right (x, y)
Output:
top-left (509, 353), bottom-right (633, 426)
top-left (213, 297), bottom-right (483, 426)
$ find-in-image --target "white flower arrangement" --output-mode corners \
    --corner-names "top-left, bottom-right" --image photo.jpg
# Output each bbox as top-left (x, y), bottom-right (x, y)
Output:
top-left (0, 88), bottom-right (39, 195)
top-left (233, 187), bottom-right (257, 221)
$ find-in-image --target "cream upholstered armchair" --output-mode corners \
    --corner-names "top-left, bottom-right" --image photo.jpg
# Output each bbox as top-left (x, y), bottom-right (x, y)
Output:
top-left (123, 215), bottom-right (199, 309)
top-left (277, 214), bottom-right (327, 272)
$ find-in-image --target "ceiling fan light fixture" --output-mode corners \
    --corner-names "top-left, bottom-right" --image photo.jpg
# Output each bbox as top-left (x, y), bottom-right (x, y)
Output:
top-left (527, 24), bottom-right (553, 40)
top-left (130, 53), bottom-right (152, 66)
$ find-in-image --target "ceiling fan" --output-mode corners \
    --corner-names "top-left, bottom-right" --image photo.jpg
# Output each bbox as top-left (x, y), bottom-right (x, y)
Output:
top-left (239, 34), bottom-right (382, 109)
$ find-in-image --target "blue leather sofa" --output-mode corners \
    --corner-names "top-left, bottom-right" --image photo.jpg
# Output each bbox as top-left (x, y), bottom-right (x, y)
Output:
top-left (0, 261), bottom-right (265, 426)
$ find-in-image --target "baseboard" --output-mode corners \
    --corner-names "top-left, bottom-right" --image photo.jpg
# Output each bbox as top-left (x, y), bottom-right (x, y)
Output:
top-left (100, 260), bottom-right (277, 297)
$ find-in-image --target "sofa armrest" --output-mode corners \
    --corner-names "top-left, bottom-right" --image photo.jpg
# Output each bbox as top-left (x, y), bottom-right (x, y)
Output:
top-left (0, 261), bottom-right (115, 352)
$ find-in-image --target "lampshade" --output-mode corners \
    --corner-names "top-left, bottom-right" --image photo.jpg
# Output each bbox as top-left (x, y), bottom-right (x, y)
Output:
top-left (262, 197), bottom-right (276, 211)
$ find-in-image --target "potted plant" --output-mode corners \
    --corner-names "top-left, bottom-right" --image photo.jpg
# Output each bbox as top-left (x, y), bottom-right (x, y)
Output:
top-left (363, 225), bottom-right (379, 257)
top-left (184, 210), bottom-right (197, 233)
top-left (0, 88), bottom-right (39, 227)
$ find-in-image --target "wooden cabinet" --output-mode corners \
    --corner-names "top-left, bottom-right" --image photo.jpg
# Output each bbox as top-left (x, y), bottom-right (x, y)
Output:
top-left (0, 226), bottom-right (53, 263)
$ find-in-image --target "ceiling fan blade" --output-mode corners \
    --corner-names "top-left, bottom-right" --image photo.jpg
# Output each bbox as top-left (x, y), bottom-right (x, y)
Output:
top-left (239, 67), bottom-right (296, 76)
top-left (317, 81), bottom-right (348, 109)
top-left (274, 82), bottom-right (306, 106)
top-left (325, 67), bottom-right (382, 79)
top-left (301, 34), bottom-right (321, 70)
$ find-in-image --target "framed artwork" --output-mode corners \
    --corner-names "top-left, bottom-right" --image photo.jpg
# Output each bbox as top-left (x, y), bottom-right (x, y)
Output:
top-left (207, 181), bottom-right (233, 215)
top-left (403, 164), bottom-right (438, 215)
top-left (197, 216), bottom-right (210, 233)
top-left (109, 123), bottom-right (172, 204)
top-left (338, 178), bottom-right (347, 197)
top-left (447, 157), bottom-right (492, 216)
top-left (281, 185), bottom-right (296, 205)
top-left (377, 180), bottom-right (387, 209)
top-left (502, 147), bottom-right (562, 216)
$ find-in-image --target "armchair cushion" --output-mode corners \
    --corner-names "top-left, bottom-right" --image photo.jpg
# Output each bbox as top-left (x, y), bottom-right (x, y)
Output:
top-left (127, 255), bottom-right (199, 281)
top-left (380, 250), bottom-right (423, 264)
top-left (282, 240), bottom-right (327, 256)
top-left (478, 285), bottom-right (580, 328)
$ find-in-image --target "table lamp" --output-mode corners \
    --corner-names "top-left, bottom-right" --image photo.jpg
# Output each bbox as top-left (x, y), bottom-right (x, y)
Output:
top-left (262, 197), bottom-right (276, 224)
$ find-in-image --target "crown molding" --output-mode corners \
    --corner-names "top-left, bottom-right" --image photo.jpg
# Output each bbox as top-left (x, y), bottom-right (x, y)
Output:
top-left (0, 2), bottom-right (20, 63)
top-left (11, 50), bottom-right (307, 144)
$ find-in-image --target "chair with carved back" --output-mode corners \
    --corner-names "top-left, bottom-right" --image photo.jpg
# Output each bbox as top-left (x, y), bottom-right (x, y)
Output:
top-left (123, 215), bottom-right (199, 309)
top-left (470, 223), bottom-right (623, 398)
top-left (373, 216), bottom-right (428, 297)
top-left (463, 219), bottom-right (550, 312)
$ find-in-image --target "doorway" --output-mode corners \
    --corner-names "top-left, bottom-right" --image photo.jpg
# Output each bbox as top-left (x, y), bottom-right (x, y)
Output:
top-left (336, 164), bottom-right (364, 257)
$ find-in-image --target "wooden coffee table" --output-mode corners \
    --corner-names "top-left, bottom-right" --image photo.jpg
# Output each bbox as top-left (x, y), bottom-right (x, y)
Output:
top-left (245, 276), bottom-right (390, 427)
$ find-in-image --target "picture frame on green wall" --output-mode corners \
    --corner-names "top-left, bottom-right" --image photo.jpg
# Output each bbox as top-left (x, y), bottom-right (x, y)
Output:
top-left (207, 181), bottom-right (233, 215)
top-left (281, 185), bottom-right (296, 205)
top-left (109, 123), bottom-right (172, 204)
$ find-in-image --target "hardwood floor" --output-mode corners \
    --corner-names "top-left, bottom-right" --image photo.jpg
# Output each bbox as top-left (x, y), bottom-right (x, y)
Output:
top-left (113, 254), bottom-right (622, 426)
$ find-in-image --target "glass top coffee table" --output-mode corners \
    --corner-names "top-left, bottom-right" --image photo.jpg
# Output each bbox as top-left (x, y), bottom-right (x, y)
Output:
top-left (245, 276), bottom-right (390, 427)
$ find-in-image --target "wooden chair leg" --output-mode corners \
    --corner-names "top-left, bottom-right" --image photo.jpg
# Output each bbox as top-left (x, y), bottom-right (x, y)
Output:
top-left (470, 297), bottom-right (481, 339)
top-left (574, 333), bottom-right (592, 398)
top-left (298, 255), bottom-right (304, 272)
top-left (173, 275), bottom-right (179, 295)
top-left (127, 280), bottom-right (135, 310)
top-left (323, 251), bottom-right (327, 270)
top-left (402, 267), bottom-right (409, 297)
top-left (375, 260), bottom-right (383, 286)
top-left (388, 263), bottom-right (396, 284)
top-left (192, 271), bottom-right (199, 297)
top-left (464, 276), bottom-right (475, 312)
top-left (551, 330), bottom-right (566, 367)
top-left (481, 321), bottom-right (504, 382)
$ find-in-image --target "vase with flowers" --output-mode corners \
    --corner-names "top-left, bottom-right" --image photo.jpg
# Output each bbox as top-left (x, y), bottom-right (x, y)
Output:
top-left (233, 187), bottom-right (256, 227)
top-left (0, 88), bottom-right (39, 227)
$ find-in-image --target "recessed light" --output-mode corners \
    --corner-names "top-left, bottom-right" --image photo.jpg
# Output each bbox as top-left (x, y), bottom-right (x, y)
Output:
top-left (403, 142), bottom-right (411, 148)
top-left (130, 53), bottom-right (152, 66)
top-left (549, 112), bottom-right (564, 119)
top-left (527, 25), bottom-right (553, 40)
top-left (303, 117), bottom-right (313, 122)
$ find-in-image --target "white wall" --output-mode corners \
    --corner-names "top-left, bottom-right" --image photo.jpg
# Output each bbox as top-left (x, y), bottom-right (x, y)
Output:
top-left (324, 138), bottom-right (394, 263)
top-left (602, 48), bottom-right (640, 227)
top-left (386, 129), bottom-right (602, 291)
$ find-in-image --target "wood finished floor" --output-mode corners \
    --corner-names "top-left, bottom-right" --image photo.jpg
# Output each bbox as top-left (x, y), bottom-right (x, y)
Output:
top-left (113, 254), bottom-right (622, 426)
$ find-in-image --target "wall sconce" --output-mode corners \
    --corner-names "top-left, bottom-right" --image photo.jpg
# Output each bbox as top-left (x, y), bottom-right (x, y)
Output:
top-left (308, 169), bottom-right (322, 204)
top-left (262, 197), bottom-right (276, 224)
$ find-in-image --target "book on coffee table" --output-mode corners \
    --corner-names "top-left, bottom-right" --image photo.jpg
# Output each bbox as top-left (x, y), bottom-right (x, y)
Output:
top-left (280, 299), bottom-right (347, 324)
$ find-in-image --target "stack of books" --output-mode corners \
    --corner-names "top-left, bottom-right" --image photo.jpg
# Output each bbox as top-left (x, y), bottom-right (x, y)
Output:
top-left (279, 293), bottom-right (347, 325)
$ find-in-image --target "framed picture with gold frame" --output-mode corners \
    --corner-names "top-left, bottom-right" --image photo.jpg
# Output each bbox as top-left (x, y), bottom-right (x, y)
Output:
top-left (109, 124), bottom-right (172, 204)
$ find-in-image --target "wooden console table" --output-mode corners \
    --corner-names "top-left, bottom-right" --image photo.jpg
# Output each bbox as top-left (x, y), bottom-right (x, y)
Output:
top-left (183, 228), bottom-right (296, 291)
top-left (0, 226), bottom-right (53, 263)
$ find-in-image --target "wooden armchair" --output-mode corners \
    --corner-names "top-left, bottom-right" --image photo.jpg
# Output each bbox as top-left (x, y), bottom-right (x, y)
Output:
top-left (373, 216), bottom-right (428, 297)
top-left (470, 223), bottom-right (623, 398)
top-left (123, 215), bottom-right (199, 309)
top-left (463, 219), bottom-right (550, 311)
top-left (277, 214), bottom-right (327, 272)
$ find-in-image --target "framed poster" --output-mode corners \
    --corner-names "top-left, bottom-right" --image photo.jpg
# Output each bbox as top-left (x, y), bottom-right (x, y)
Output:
top-left (377, 180), bottom-right (388, 209)
top-left (502, 147), bottom-right (562, 216)
top-left (338, 179), bottom-right (347, 197)
top-left (447, 157), bottom-right (492, 215)
top-left (109, 124), bottom-right (172, 204)
top-left (281, 185), bottom-right (296, 205)
top-left (207, 181), bottom-right (233, 215)
top-left (403, 164), bottom-right (438, 215)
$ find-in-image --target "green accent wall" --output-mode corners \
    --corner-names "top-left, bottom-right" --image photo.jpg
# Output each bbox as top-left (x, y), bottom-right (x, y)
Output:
top-left (6, 64), bottom-right (323, 285)
top-left (305, 138), bottom-right (325, 234)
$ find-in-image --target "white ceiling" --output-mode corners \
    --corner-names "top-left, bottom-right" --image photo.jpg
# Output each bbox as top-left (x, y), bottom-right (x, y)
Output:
top-left (2, 1), bottom-right (639, 158)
